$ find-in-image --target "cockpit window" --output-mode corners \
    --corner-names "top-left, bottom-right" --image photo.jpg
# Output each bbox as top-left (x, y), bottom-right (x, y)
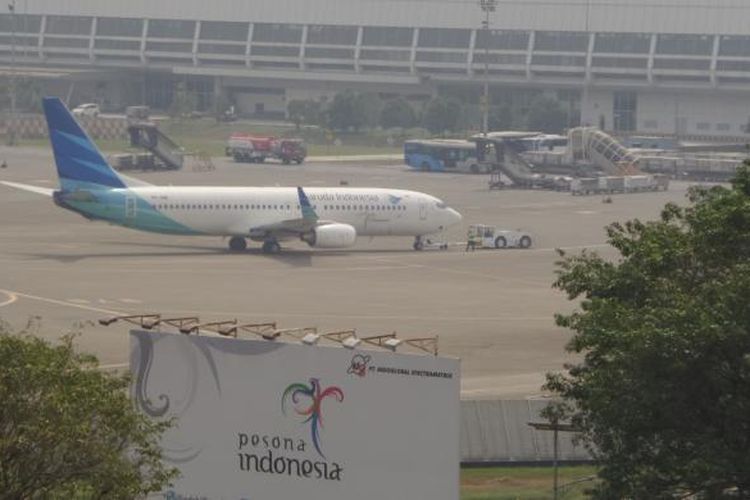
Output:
top-left (436, 202), bottom-right (448, 209)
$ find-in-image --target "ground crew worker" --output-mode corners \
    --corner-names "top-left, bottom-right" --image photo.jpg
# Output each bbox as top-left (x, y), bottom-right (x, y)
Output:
top-left (466, 229), bottom-right (477, 252)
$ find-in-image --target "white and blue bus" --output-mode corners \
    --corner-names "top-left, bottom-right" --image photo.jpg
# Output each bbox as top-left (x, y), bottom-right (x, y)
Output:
top-left (404, 139), bottom-right (488, 174)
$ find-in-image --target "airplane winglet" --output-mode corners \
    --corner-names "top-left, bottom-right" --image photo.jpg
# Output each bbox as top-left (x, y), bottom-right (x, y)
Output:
top-left (297, 187), bottom-right (318, 222)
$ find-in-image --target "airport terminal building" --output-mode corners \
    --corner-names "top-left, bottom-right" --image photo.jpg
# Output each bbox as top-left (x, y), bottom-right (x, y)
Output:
top-left (2, 0), bottom-right (750, 138)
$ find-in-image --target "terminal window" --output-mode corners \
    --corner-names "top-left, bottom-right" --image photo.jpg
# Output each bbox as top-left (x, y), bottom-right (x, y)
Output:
top-left (613, 91), bottom-right (637, 132)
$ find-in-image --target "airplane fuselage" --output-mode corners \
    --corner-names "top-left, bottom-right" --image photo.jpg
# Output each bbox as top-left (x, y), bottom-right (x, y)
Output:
top-left (57, 186), bottom-right (460, 240)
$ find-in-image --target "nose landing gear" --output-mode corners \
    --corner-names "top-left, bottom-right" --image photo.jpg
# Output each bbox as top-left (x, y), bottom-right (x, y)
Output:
top-left (228, 236), bottom-right (247, 252)
top-left (413, 236), bottom-right (424, 251)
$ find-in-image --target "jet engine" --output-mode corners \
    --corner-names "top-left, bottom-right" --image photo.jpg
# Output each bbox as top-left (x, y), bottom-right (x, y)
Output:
top-left (301, 223), bottom-right (357, 248)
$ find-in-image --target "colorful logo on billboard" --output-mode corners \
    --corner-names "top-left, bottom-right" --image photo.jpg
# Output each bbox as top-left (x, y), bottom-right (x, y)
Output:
top-left (281, 378), bottom-right (344, 459)
top-left (347, 354), bottom-right (371, 377)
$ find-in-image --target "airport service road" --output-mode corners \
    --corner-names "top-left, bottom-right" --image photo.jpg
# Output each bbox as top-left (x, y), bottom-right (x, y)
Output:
top-left (0, 147), bottom-right (697, 398)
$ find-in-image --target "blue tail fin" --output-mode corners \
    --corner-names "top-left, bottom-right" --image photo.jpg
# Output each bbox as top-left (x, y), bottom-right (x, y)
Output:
top-left (43, 97), bottom-right (125, 190)
top-left (297, 187), bottom-right (319, 221)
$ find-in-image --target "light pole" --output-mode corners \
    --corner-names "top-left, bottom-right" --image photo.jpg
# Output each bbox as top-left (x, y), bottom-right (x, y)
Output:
top-left (479, 0), bottom-right (496, 136)
top-left (7, 0), bottom-right (17, 146)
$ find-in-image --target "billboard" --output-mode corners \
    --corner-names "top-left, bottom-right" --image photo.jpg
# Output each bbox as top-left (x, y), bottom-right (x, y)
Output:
top-left (130, 330), bottom-right (460, 500)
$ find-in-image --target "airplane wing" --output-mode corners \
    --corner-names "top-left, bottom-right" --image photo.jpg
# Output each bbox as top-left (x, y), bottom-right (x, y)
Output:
top-left (0, 181), bottom-right (55, 197)
top-left (249, 187), bottom-right (323, 238)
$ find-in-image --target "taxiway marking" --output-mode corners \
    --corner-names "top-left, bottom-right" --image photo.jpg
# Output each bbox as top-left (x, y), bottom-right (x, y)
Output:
top-left (0, 289), bottom-right (122, 315)
top-left (0, 290), bottom-right (18, 307)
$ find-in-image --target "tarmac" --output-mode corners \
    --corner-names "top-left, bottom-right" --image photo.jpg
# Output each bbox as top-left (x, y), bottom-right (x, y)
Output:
top-left (0, 146), bottom-right (698, 398)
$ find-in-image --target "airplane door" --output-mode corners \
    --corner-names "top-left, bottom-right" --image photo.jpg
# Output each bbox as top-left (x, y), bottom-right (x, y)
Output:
top-left (419, 201), bottom-right (427, 220)
top-left (125, 196), bottom-right (137, 221)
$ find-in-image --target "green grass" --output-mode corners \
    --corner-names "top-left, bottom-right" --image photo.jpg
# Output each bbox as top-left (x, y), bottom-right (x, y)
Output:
top-left (17, 119), bottom-right (403, 157)
top-left (19, 138), bottom-right (126, 153)
top-left (461, 466), bottom-right (598, 500)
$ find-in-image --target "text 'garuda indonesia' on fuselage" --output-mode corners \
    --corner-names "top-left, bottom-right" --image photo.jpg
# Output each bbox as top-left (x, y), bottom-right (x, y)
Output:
top-left (1, 97), bottom-right (462, 254)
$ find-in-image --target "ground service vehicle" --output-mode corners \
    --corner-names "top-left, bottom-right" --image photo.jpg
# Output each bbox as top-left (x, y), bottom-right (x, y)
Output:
top-left (228, 134), bottom-right (306, 164)
top-left (404, 140), bottom-right (487, 173)
top-left (273, 138), bottom-right (306, 164)
top-left (468, 224), bottom-right (533, 249)
top-left (570, 174), bottom-right (669, 195)
top-left (228, 134), bottom-right (273, 163)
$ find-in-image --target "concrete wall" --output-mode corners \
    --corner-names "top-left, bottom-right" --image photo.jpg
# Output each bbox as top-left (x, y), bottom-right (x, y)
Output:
top-left (234, 92), bottom-right (287, 117)
top-left (460, 399), bottom-right (591, 464)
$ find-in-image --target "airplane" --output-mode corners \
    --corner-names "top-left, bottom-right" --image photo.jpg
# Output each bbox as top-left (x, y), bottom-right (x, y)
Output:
top-left (0, 97), bottom-right (462, 254)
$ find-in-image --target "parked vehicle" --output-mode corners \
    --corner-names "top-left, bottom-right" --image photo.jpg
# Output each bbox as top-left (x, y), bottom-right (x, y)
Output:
top-left (72, 103), bottom-right (100, 117)
top-left (227, 134), bottom-right (271, 163)
top-left (273, 138), bottom-right (306, 164)
top-left (227, 134), bottom-right (306, 164)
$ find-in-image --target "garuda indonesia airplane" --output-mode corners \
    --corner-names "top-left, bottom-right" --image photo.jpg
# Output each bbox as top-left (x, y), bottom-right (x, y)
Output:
top-left (1, 97), bottom-right (462, 253)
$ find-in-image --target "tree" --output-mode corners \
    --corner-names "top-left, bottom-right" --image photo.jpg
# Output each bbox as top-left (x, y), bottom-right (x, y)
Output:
top-left (488, 105), bottom-right (514, 132)
top-left (326, 90), bottom-right (369, 132)
top-left (380, 97), bottom-right (416, 129)
top-left (422, 97), bottom-right (462, 134)
top-left (0, 323), bottom-right (178, 498)
top-left (355, 92), bottom-right (383, 130)
top-left (545, 165), bottom-right (750, 498)
top-left (212, 90), bottom-right (232, 122)
top-left (287, 99), bottom-right (322, 130)
top-left (525, 97), bottom-right (568, 133)
top-left (168, 82), bottom-right (197, 120)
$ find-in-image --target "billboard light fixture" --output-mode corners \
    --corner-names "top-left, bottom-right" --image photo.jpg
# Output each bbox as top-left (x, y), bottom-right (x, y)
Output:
top-left (404, 336), bottom-right (440, 356)
top-left (160, 316), bottom-right (200, 332)
top-left (100, 314), bottom-right (440, 354)
top-left (322, 329), bottom-right (356, 343)
top-left (98, 314), bottom-right (161, 328)
top-left (235, 322), bottom-right (278, 340)
top-left (275, 327), bottom-right (317, 342)
top-left (362, 333), bottom-right (398, 351)
top-left (182, 319), bottom-right (238, 336)
top-left (301, 333), bottom-right (321, 345)
top-left (383, 338), bottom-right (403, 351)
top-left (342, 336), bottom-right (361, 349)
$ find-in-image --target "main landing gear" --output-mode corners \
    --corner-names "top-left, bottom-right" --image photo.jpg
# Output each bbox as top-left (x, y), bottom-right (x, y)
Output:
top-left (228, 236), bottom-right (281, 254)
top-left (228, 236), bottom-right (247, 252)
top-left (413, 236), bottom-right (424, 251)
top-left (262, 240), bottom-right (281, 254)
